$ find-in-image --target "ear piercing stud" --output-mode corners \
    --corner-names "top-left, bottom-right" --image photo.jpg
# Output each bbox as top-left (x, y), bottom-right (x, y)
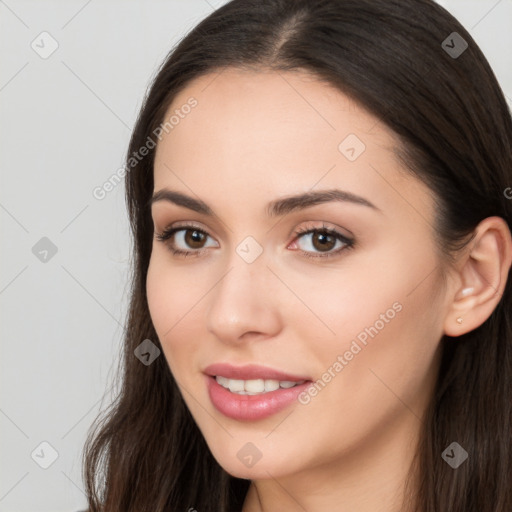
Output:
top-left (456, 288), bottom-right (473, 325)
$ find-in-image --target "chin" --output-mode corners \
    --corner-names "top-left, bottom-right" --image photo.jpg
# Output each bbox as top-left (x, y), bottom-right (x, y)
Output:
top-left (210, 447), bottom-right (295, 480)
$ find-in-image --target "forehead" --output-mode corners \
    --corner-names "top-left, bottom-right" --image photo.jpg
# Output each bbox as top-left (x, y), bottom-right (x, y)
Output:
top-left (152, 68), bottom-right (433, 223)
top-left (156, 67), bottom-right (396, 162)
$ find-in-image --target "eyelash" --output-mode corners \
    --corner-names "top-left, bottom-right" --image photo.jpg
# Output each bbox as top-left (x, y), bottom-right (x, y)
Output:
top-left (154, 222), bottom-right (355, 260)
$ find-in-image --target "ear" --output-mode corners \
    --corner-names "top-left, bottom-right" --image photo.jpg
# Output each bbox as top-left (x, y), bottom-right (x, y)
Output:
top-left (443, 216), bottom-right (512, 337)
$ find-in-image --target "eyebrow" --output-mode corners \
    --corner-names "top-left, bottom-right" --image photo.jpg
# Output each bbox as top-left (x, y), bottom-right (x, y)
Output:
top-left (149, 188), bottom-right (380, 217)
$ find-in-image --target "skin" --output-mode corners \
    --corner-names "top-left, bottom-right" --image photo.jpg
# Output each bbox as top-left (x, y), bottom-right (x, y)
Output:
top-left (146, 68), bottom-right (512, 511)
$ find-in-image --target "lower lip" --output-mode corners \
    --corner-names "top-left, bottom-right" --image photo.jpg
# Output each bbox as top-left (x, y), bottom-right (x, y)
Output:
top-left (206, 375), bottom-right (311, 421)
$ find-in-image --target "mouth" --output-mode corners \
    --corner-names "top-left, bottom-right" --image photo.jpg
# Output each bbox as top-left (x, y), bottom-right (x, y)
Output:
top-left (203, 362), bottom-right (311, 382)
top-left (203, 363), bottom-right (313, 421)
top-left (214, 375), bottom-right (306, 395)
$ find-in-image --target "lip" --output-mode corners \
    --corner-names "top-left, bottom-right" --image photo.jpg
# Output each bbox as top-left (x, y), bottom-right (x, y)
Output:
top-left (205, 375), bottom-right (312, 421)
top-left (203, 363), bottom-right (311, 382)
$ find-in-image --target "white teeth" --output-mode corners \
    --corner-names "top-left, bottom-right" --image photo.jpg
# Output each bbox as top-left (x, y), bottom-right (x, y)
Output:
top-left (215, 376), bottom-right (305, 394)
top-left (216, 375), bottom-right (229, 387)
top-left (263, 379), bottom-right (280, 392)
top-left (244, 379), bottom-right (265, 393)
top-left (227, 379), bottom-right (245, 392)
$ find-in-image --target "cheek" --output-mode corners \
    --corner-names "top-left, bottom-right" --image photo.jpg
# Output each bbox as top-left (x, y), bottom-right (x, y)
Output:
top-left (281, 248), bottom-right (410, 348)
top-left (147, 250), bottom-right (201, 325)
top-left (291, 239), bottom-right (442, 390)
top-left (146, 256), bottom-right (174, 333)
top-left (146, 253), bottom-right (208, 372)
top-left (146, 256), bottom-right (184, 361)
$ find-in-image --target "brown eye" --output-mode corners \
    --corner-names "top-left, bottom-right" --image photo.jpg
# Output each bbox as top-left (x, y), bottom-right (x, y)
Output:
top-left (311, 231), bottom-right (337, 252)
top-left (184, 229), bottom-right (207, 249)
top-left (291, 226), bottom-right (354, 259)
top-left (155, 224), bottom-right (219, 256)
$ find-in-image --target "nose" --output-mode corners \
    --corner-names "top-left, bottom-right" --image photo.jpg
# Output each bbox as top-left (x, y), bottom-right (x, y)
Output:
top-left (205, 250), bottom-right (282, 345)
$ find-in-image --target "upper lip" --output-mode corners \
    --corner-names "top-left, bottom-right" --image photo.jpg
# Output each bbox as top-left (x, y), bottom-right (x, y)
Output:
top-left (204, 363), bottom-right (312, 382)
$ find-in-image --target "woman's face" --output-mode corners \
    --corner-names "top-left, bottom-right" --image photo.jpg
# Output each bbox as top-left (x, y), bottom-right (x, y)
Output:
top-left (147, 68), bottom-right (451, 480)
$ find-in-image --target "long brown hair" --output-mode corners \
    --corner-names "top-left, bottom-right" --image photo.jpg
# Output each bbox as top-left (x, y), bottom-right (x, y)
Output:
top-left (82, 0), bottom-right (512, 510)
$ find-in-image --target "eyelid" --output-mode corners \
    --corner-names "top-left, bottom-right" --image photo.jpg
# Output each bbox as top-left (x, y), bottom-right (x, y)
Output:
top-left (288, 220), bottom-right (353, 240)
top-left (288, 222), bottom-right (354, 258)
top-left (161, 220), bottom-right (353, 240)
top-left (155, 220), bottom-right (355, 259)
top-left (154, 222), bottom-right (218, 246)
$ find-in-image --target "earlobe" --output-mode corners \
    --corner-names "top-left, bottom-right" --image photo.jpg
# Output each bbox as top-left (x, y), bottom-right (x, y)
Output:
top-left (443, 216), bottom-right (512, 338)
top-left (454, 287), bottom-right (474, 325)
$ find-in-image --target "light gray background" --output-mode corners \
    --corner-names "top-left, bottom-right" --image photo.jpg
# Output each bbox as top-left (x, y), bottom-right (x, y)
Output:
top-left (1, 1), bottom-right (511, 511)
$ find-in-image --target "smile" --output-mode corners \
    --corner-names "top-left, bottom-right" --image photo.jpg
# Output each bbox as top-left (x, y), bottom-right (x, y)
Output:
top-left (205, 376), bottom-right (312, 421)
top-left (215, 376), bottom-right (306, 395)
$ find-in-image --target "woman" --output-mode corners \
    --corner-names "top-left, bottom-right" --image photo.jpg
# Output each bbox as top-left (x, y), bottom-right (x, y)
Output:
top-left (82, 0), bottom-right (512, 510)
